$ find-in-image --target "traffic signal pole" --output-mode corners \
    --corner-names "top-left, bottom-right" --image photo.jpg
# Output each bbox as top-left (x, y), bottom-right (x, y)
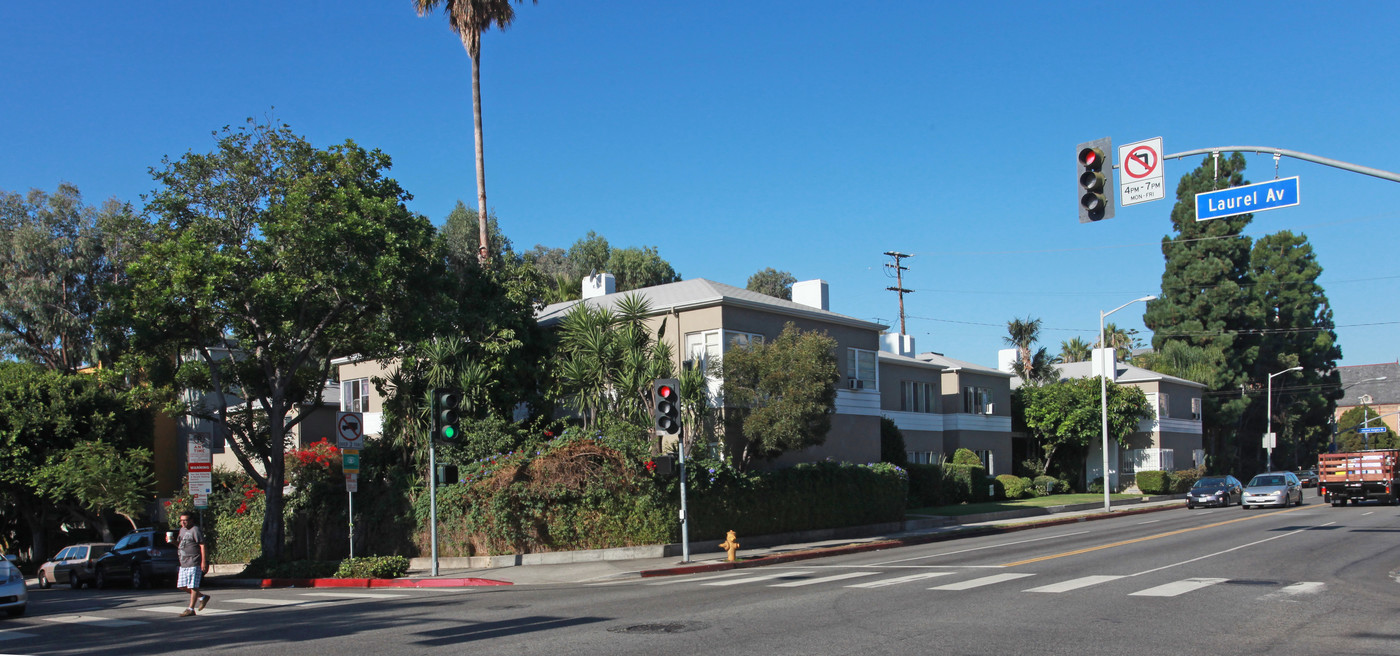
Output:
top-left (429, 392), bottom-right (439, 577)
top-left (1161, 146), bottom-right (1400, 183)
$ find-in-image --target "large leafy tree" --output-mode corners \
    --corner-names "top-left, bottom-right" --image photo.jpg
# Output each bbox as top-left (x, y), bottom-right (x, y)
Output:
top-left (746, 268), bottom-right (796, 300)
top-left (126, 120), bottom-right (438, 561)
top-left (441, 200), bottom-right (512, 263)
top-left (414, 0), bottom-right (536, 265)
top-left (1017, 377), bottom-right (1153, 479)
top-left (1143, 153), bottom-right (1263, 471)
top-left (0, 184), bottom-right (150, 372)
top-left (37, 440), bottom-right (155, 539)
top-left (718, 323), bottom-right (840, 468)
top-left (1333, 405), bottom-right (1395, 452)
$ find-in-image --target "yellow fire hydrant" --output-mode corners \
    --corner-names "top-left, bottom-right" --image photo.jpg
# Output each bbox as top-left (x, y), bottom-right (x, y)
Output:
top-left (719, 530), bottom-right (740, 562)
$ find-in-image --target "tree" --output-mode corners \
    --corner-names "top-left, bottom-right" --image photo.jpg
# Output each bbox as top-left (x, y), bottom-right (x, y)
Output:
top-left (1334, 405), bottom-right (1395, 452)
top-left (1144, 153), bottom-right (1263, 471)
top-left (567, 231), bottom-right (611, 278)
top-left (1018, 377), bottom-right (1153, 478)
top-left (127, 120), bottom-right (438, 561)
top-left (1133, 340), bottom-right (1220, 389)
top-left (1058, 337), bottom-right (1092, 363)
top-left (718, 323), bottom-right (840, 468)
top-left (414, 0), bottom-right (536, 265)
top-left (0, 184), bottom-right (150, 372)
top-left (552, 294), bottom-right (673, 429)
top-left (747, 268), bottom-right (796, 300)
top-left (1004, 316), bottom-right (1056, 384)
top-left (606, 246), bottom-right (681, 291)
top-left (880, 417), bottom-right (908, 466)
top-left (441, 200), bottom-right (513, 264)
top-left (37, 441), bottom-right (155, 539)
top-left (1096, 322), bottom-right (1143, 363)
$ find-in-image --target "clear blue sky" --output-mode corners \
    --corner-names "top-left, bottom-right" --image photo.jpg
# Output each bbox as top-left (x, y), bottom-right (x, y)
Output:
top-left (4, 2), bottom-right (1397, 368)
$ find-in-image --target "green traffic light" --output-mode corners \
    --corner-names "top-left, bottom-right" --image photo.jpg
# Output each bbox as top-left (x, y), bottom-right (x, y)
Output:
top-left (442, 425), bottom-right (456, 439)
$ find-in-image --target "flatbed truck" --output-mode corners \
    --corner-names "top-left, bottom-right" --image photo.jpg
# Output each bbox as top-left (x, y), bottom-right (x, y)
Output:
top-left (1318, 449), bottom-right (1400, 506)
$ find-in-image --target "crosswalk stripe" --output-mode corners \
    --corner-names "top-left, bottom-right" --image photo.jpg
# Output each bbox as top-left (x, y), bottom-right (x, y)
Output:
top-left (138, 606), bottom-right (242, 616)
top-left (0, 629), bottom-right (38, 641)
top-left (1279, 582), bottom-right (1325, 595)
top-left (846, 572), bottom-right (955, 588)
top-left (300, 592), bottom-right (408, 599)
top-left (703, 571), bottom-right (814, 586)
top-left (770, 572), bottom-right (879, 587)
top-left (1025, 575), bottom-right (1123, 593)
top-left (930, 573), bottom-right (1035, 591)
top-left (42, 614), bottom-right (146, 627)
top-left (225, 597), bottom-right (316, 606)
top-left (645, 572), bottom-right (754, 586)
top-left (1129, 577), bottom-right (1228, 597)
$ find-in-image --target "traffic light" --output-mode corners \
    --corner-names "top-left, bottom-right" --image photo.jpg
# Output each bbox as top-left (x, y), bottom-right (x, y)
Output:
top-left (1076, 137), bottom-right (1115, 223)
top-left (652, 378), bottom-right (681, 438)
top-left (434, 389), bottom-right (460, 441)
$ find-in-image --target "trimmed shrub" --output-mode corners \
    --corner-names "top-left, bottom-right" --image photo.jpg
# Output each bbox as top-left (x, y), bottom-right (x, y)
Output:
top-left (688, 460), bottom-right (908, 541)
top-left (997, 474), bottom-right (1033, 499)
top-left (951, 448), bottom-right (982, 467)
top-left (1135, 470), bottom-right (1171, 494)
top-left (1170, 467), bottom-right (1203, 493)
top-left (335, 555), bottom-right (410, 579)
top-left (880, 418), bottom-right (908, 466)
top-left (1088, 476), bottom-right (1105, 494)
top-left (1032, 475), bottom-right (1059, 495)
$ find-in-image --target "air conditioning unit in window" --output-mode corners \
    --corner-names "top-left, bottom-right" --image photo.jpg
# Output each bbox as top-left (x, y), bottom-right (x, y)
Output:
top-left (984, 403), bottom-right (995, 415)
top-left (848, 378), bottom-right (864, 390)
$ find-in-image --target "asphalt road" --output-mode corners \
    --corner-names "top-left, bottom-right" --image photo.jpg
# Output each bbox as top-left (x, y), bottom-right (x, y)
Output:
top-left (6, 501), bottom-right (1400, 655)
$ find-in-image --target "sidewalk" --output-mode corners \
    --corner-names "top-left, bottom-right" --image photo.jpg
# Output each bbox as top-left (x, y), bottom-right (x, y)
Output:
top-left (370, 495), bottom-right (1186, 587)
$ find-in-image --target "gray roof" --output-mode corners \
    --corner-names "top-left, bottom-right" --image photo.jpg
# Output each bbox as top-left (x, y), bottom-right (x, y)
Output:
top-left (537, 278), bottom-right (888, 331)
top-left (1337, 362), bottom-right (1400, 406)
top-left (916, 352), bottom-right (1014, 379)
top-left (878, 350), bottom-right (949, 372)
top-left (1046, 360), bottom-right (1207, 389)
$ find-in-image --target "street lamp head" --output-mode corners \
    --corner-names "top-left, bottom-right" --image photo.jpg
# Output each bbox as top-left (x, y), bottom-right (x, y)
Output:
top-left (1287, 366), bottom-right (1303, 373)
top-left (1138, 295), bottom-right (1158, 303)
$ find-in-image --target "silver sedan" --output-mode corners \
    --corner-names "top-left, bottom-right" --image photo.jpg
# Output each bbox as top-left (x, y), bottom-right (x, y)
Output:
top-left (1242, 472), bottom-right (1304, 509)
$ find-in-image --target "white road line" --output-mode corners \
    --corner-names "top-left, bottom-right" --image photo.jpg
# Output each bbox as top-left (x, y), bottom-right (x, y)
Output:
top-left (224, 597), bottom-right (314, 606)
top-left (1136, 520), bottom-right (1160, 525)
top-left (644, 572), bottom-right (754, 586)
top-left (846, 572), bottom-right (955, 588)
top-left (1362, 511), bottom-right (1375, 516)
top-left (702, 571), bottom-right (814, 586)
top-left (1129, 524), bottom-right (1331, 578)
top-left (870, 531), bottom-right (1091, 566)
top-left (1024, 575), bottom-right (1124, 593)
top-left (138, 606), bottom-right (242, 615)
top-left (1129, 577), bottom-right (1228, 597)
top-left (42, 614), bottom-right (146, 627)
top-left (0, 629), bottom-right (39, 641)
top-left (300, 592), bottom-right (407, 599)
top-left (1278, 582), bottom-right (1325, 595)
top-left (930, 573), bottom-right (1035, 591)
top-left (770, 572), bottom-right (879, 587)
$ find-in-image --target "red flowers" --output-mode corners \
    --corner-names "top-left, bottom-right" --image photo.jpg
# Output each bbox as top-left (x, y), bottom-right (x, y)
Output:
top-left (644, 460), bottom-right (657, 473)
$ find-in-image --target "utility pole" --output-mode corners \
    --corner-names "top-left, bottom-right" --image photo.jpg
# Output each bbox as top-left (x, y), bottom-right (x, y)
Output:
top-left (883, 251), bottom-right (913, 335)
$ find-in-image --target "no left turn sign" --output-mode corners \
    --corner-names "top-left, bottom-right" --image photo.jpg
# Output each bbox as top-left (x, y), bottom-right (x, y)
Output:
top-left (1118, 137), bottom-right (1165, 206)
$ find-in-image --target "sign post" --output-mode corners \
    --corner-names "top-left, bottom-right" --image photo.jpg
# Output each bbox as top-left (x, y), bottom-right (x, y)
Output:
top-left (1118, 137), bottom-right (1165, 206)
top-left (336, 413), bottom-right (364, 558)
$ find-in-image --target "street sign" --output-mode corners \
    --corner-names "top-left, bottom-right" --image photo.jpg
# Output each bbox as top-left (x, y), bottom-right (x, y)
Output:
top-left (336, 412), bottom-right (365, 450)
top-left (188, 432), bottom-right (213, 508)
top-left (342, 449), bottom-right (360, 474)
top-left (1118, 137), bottom-right (1165, 206)
top-left (345, 473), bottom-right (358, 493)
top-left (1357, 426), bottom-right (1386, 434)
top-left (1263, 432), bottom-right (1277, 449)
top-left (1196, 176), bottom-right (1300, 221)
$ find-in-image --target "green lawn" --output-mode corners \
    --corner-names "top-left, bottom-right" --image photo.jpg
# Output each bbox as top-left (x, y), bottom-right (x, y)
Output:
top-left (908, 493), bottom-right (1148, 517)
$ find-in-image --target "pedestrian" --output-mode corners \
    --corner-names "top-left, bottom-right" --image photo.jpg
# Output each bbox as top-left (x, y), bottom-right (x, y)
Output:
top-left (175, 512), bottom-right (210, 617)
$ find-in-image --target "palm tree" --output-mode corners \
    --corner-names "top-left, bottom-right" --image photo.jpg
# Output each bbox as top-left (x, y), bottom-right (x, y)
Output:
top-left (414, 0), bottom-right (536, 265)
top-left (1058, 337), bottom-right (1092, 363)
top-left (1004, 316), bottom-right (1042, 371)
top-left (1096, 322), bottom-right (1139, 362)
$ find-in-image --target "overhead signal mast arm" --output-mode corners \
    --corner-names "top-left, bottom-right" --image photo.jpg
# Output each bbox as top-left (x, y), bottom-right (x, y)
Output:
top-left (1160, 146), bottom-right (1400, 183)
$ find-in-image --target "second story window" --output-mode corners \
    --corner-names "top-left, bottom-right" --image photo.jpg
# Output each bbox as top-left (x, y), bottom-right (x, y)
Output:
top-left (962, 386), bottom-right (992, 414)
top-left (847, 348), bottom-right (877, 390)
top-left (342, 378), bottom-right (370, 413)
top-left (1158, 392), bottom-right (1171, 419)
top-left (1191, 397), bottom-right (1202, 420)
top-left (901, 381), bottom-right (935, 413)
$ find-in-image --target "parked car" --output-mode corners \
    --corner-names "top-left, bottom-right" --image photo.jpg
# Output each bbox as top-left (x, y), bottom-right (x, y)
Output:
top-left (1186, 475), bottom-right (1243, 509)
top-left (0, 555), bottom-right (27, 617)
top-left (1296, 468), bottom-right (1319, 488)
top-left (1242, 471), bottom-right (1304, 509)
top-left (37, 542), bottom-right (113, 589)
top-left (94, 528), bottom-right (178, 589)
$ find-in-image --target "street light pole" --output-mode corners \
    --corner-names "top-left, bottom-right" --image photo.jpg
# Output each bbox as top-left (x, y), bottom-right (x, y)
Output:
top-left (1100, 295), bottom-right (1156, 512)
top-left (1266, 366), bottom-right (1303, 470)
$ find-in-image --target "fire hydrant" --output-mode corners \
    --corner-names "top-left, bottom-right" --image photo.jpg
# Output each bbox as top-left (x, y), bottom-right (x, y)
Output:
top-left (719, 530), bottom-right (740, 562)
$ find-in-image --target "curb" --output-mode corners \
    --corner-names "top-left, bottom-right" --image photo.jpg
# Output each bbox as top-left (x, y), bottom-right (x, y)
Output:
top-left (639, 502), bottom-right (1179, 578)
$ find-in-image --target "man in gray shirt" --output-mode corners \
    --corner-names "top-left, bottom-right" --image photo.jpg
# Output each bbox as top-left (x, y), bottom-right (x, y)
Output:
top-left (176, 512), bottom-right (210, 617)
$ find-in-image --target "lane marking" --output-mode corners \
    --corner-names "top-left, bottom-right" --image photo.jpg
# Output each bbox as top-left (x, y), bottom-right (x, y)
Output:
top-left (1130, 577), bottom-right (1227, 597)
top-left (1362, 511), bottom-right (1375, 516)
top-left (846, 572), bottom-right (954, 588)
top-left (1136, 520), bottom-right (1160, 525)
top-left (1001, 504), bottom-right (1312, 567)
top-left (702, 571), bottom-right (814, 586)
top-left (224, 597), bottom-right (320, 606)
top-left (930, 573), bottom-right (1035, 591)
top-left (138, 606), bottom-right (242, 615)
top-left (300, 592), bottom-right (407, 599)
top-left (1277, 582), bottom-right (1325, 596)
top-left (42, 614), bottom-right (146, 627)
top-left (0, 629), bottom-right (38, 641)
top-left (872, 531), bottom-right (1091, 566)
top-left (771, 572), bottom-right (879, 587)
top-left (1024, 575), bottom-right (1123, 593)
top-left (645, 572), bottom-right (754, 586)
top-left (1128, 523), bottom-right (1329, 578)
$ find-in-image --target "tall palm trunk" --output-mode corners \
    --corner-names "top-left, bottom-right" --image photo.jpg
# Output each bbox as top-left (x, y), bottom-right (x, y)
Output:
top-left (471, 53), bottom-right (489, 265)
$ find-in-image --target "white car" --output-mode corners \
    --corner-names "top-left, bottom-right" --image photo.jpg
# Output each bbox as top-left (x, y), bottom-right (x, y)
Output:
top-left (0, 555), bottom-right (28, 618)
top-left (1242, 471), bottom-right (1304, 509)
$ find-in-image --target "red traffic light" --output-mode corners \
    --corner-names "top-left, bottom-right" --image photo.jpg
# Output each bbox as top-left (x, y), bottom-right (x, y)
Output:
top-left (657, 385), bottom-right (675, 399)
top-left (1078, 147), bottom-right (1104, 169)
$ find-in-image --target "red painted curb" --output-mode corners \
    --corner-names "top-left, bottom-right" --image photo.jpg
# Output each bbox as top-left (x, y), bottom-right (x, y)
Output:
top-left (315, 578), bottom-right (371, 588)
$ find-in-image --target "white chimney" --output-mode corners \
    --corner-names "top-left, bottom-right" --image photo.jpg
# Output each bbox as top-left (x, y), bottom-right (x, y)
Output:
top-left (997, 348), bottom-right (1017, 373)
top-left (792, 279), bottom-right (829, 311)
top-left (583, 272), bottom-right (615, 299)
top-left (881, 333), bottom-right (916, 357)
top-left (1091, 347), bottom-right (1117, 381)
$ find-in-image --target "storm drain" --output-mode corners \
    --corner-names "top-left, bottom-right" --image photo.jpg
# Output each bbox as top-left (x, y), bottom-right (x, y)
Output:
top-left (608, 621), bottom-right (709, 635)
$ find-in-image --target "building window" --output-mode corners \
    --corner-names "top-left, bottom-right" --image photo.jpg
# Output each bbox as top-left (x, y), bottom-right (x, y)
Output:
top-left (974, 449), bottom-right (995, 475)
top-left (342, 378), bottom-right (370, 413)
top-left (1191, 397), bottom-right (1202, 420)
top-left (685, 330), bottom-right (763, 375)
top-left (901, 381), bottom-right (935, 413)
top-left (847, 348), bottom-right (877, 390)
top-left (906, 451), bottom-right (938, 465)
top-left (962, 386), bottom-right (992, 414)
top-left (1157, 392), bottom-right (1170, 419)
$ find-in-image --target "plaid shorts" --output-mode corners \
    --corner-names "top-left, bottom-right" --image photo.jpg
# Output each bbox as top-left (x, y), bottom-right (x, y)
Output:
top-left (177, 566), bottom-right (202, 589)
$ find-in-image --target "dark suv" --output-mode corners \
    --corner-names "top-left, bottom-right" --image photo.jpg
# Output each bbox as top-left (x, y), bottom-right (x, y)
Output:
top-left (94, 528), bottom-right (178, 589)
